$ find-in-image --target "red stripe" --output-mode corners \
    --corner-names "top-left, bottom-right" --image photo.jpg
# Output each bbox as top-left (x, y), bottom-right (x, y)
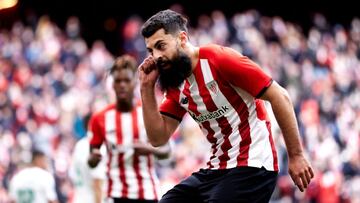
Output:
top-left (116, 112), bottom-right (128, 197)
top-left (208, 66), bottom-right (252, 167)
top-left (255, 100), bottom-right (278, 170)
top-left (99, 111), bottom-right (113, 197)
top-left (132, 108), bottom-right (144, 199)
top-left (194, 66), bottom-right (232, 169)
top-left (116, 112), bottom-right (123, 145)
top-left (118, 154), bottom-right (128, 197)
top-left (106, 147), bottom-right (113, 197)
top-left (147, 155), bottom-right (158, 200)
top-left (267, 121), bottom-right (279, 171)
top-left (182, 80), bottom-right (216, 169)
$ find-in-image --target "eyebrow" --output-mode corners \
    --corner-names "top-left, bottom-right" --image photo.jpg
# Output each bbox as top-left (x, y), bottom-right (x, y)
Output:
top-left (154, 40), bottom-right (163, 48)
top-left (147, 39), bottom-right (164, 52)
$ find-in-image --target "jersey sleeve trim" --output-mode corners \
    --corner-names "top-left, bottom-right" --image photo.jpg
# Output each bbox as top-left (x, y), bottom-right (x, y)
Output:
top-left (256, 79), bottom-right (273, 98)
top-left (160, 111), bottom-right (183, 122)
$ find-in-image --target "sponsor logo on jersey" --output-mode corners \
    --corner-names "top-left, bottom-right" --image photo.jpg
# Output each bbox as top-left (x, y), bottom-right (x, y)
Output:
top-left (189, 105), bottom-right (229, 123)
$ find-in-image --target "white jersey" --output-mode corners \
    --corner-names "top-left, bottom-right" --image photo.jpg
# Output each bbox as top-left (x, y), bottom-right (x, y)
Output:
top-left (69, 137), bottom-right (106, 203)
top-left (9, 167), bottom-right (57, 203)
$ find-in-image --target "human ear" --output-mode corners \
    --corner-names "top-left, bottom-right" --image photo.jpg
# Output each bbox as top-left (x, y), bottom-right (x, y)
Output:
top-left (179, 31), bottom-right (188, 47)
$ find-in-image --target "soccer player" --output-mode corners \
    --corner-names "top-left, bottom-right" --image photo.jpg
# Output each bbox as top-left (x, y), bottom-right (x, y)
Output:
top-left (138, 9), bottom-right (314, 202)
top-left (87, 55), bottom-right (171, 203)
top-left (69, 114), bottom-right (106, 203)
top-left (9, 150), bottom-right (58, 203)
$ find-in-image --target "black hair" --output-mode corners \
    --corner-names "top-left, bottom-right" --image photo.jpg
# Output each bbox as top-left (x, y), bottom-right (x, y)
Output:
top-left (109, 54), bottom-right (137, 75)
top-left (31, 149), bottom-right (45, 162)
top-left (141, 9), bottom-right (188, 38)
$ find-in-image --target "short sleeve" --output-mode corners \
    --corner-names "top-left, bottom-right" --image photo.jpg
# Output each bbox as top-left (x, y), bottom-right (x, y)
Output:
top-left (159, 92), bottom-right (187, 122)
top-left (8, 176), bottom-right (17, 200)
top-left (44, 173), bottom-right (57, 201)
top-left (215, 46), bottom-right (272, 98)
top-left (88, 114), bottom-right (105, 148)
top-left (90, 145), bottom-right (106, 179)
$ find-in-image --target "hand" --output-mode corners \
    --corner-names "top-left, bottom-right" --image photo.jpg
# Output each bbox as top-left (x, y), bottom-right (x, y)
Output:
top-left (288, 154), bottom-right (314, 192)
top-left (138, 56), bottom-right (159, 89)
top-left (88, 151), bottom-right (102, 168)
top-left (133, 142), bottom-right (153, 156)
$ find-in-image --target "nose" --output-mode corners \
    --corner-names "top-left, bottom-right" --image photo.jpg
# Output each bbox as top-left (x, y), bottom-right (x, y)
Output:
top-left (152, 50), bottom-right (162, 61)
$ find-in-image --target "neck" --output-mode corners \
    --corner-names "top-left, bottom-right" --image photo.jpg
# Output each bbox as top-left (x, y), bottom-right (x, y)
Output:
top-left (116, 100), bottom-right (133, 112)
top-left (184, 43), bottom-right (199, 72)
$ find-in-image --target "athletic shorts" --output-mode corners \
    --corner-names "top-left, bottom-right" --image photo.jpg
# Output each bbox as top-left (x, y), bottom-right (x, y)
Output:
top-left (160, 166), bottom-right (278, 203)
top-left (106, 197), bottom-right (157, 203)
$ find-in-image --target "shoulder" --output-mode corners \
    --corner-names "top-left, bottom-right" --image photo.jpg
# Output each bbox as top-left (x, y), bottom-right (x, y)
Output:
top-left (96, 103), bottom-right (116, 115)
top-left (74, 138), bottom-right (89, 152)
top-left (163, 88), bottom-right (182, 101)
top-left (36, 168), bottom-right (54, 181)
top-left (91, 104), bottom-right (116, 120)
top-left (199, 44), bottom-right (224, 57)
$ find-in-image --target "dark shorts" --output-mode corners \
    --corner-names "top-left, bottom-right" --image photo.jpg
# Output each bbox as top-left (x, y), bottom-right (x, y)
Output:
top-left (160, 166), bottom-right (278, 203)
top-left (109, 198), bottom-right (157, 203)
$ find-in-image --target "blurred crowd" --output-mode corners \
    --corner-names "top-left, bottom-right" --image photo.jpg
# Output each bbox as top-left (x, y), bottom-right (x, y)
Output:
top-left (1, 7), bottom-right (360, 203)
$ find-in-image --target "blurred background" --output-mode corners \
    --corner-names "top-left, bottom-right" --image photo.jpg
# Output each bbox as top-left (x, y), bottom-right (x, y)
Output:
top-left (0, 0), bottom-right (359, 202)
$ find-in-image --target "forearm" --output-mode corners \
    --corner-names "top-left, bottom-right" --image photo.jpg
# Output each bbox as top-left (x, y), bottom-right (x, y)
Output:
top-left (151, 143), bottom-right (171, 159)
top-left (262, 82), bottom-right (314, 191)
top-left (270, 91), bottom-right (304, 157)
top-left (93, 179), bottom-right (103, 203)
top-left (140, 88), bottom-right (170, 146)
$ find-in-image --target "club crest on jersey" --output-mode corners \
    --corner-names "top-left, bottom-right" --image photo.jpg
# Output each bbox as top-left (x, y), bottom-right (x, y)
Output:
top-left (207, 81), bottom-right (218, 95)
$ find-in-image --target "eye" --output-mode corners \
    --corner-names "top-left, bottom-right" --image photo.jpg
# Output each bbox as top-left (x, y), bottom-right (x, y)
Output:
top-left (157, 43), bottom-right (166, 50)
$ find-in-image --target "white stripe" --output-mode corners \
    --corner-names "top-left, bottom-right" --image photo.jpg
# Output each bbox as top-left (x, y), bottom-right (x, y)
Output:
top-left (105, 109), bottom-right (121, 197)
top-left (121, 112), bottom-right (138, 199)
top-left (232, 85), bottom-right (274, 170)
top-left (199, 60), bottom-right (241, 169)
top-left (200, 59), bottom-right (213, 84)
top-left (137, 107), bottom-right (157, 200)
top-left (186, 74), bottom-right (222, 168)
top-left (105, 110), bottom-right (117, 145)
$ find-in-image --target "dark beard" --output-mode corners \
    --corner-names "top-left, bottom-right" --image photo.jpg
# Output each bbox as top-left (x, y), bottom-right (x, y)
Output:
top-left (157, 51), bottom-right (192, 91)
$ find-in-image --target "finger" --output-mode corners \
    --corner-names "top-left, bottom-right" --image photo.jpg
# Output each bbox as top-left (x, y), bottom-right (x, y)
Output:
top-left (309, 166), bottom-right (315, 178)
top-left (304, 170), bottom-right (312, 185)
top-left (299, 173), bottom-right (308, 189)
top-left (294, 176), bottom-right (304, 192)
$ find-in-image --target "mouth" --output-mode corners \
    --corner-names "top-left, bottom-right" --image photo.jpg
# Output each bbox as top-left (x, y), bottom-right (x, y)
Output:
top-left (157, 61), bottom-right (171, 70)
top-left (117, 91), bottom-right (128, 98)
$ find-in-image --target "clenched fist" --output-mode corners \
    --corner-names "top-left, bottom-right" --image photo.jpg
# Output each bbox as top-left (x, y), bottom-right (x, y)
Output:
top-left (139, 56), bottom-right (157, 74)
top-left (138, 56), bottom-right (159, 89)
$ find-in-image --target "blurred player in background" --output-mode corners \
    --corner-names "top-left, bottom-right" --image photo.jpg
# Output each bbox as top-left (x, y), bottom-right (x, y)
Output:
top-left (138, 9), bottom-right (314, 202)
top-left (87, 55), bottom-right (171, 203)
top-left (9, 150), bottom-right (58, 203)
top-left (69, 113), bottom-right (106, 203)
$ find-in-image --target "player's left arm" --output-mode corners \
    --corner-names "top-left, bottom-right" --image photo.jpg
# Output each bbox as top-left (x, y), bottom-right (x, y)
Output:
top-left (133, 142), bottom-right (171, 159)
top-left (260, 81), bottom-right (314, 192)
top-left (215, 46), bottom-right (314, 191)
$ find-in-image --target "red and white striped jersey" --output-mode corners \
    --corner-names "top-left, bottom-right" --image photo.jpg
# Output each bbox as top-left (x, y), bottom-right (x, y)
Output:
top-left (89, 104), bottom-right (159, 200)
top-left (160, 44), bottom-right (278, 171)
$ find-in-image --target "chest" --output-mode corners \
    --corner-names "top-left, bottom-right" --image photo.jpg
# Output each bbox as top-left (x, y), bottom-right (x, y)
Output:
top-left (103, 109), bottom-right (147, 146)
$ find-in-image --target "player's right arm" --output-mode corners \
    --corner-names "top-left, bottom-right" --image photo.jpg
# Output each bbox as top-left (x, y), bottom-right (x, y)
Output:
top-left (92, 178), bottom-right (103, 203)
top-left (44, 172), bottom-right (58, 203)
top-left (87, 114), bottom-right (105, 168)
top-left (138, 56), bottom-right (180, 147)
